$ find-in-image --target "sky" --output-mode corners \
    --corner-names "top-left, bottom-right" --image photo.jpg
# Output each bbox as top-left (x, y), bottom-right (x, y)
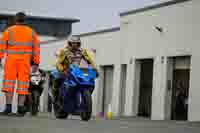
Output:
top-left (0, 0), bottom-right (170, 34)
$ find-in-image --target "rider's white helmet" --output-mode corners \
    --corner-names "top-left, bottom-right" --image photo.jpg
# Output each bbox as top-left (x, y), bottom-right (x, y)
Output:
top-left (68, 35), bottom-right (81, 43)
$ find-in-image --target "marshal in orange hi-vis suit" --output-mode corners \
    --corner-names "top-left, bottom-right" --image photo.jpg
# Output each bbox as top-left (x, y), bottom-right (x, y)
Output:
top-left (0, 24), bottom-right (40, 95)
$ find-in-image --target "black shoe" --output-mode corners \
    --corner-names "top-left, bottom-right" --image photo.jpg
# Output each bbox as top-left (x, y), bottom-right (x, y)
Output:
top-left (16, 106), bottom-right (26, 117)
top-left (0, 104), bottom-right (12, 116)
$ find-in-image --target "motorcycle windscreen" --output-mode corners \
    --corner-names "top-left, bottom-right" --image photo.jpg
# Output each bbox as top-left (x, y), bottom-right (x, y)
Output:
top-left (50, 69), bottom-right (61, 79)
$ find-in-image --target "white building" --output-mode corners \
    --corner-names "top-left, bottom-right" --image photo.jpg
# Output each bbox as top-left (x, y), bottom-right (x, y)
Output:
top-left (79, 0), bottom-right (200, 122)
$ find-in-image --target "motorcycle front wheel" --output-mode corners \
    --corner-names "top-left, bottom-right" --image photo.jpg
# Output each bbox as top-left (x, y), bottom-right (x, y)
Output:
top-left (80, 90), bottom-right (92, 121)
top-left (31, 90), bottom-right (40, 116)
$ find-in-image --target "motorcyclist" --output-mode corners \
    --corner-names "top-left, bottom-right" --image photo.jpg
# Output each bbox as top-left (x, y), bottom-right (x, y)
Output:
top-left (51, 35), bottom-right (99, 98)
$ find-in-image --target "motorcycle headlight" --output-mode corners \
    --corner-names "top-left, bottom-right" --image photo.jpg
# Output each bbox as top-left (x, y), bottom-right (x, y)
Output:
top-left (83, 73), bottom-right (88, 76)
top-left (30, 75), bottom-right (41, 85)
top-left (41, 77), bottom-right (46, 81)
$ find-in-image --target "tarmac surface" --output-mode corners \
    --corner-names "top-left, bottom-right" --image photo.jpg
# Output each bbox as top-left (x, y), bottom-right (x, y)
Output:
top-left (0, 114), bottom-right (199, 133)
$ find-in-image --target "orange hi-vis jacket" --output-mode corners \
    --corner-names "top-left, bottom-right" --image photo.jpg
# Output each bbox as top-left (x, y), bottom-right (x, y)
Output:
top-left (0, 24), bottom-right (40, 95)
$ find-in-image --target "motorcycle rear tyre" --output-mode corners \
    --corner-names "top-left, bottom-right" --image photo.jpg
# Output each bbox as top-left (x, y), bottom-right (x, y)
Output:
top-left (53, 100), bottom-right (68, 119)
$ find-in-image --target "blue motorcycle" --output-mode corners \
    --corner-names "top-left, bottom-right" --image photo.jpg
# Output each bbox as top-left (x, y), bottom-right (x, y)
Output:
top-left (49, 64), bottom-right (96, 121)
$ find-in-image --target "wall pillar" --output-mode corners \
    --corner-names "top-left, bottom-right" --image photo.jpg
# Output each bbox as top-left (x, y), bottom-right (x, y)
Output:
top-left (111, 64), bottom-right (121, 116)
top-left (151, 56), bottom-right (167, 120)
top-left (95, 66), bottom-right (104, 115)
top-left (91, 66), bottom-right (102, 116)
top-left (124, 61), bottom-right (136, 116)
top-left (188, 55), bottom-right (200, 121)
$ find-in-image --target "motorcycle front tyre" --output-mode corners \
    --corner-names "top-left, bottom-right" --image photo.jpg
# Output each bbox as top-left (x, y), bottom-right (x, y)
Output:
top-left (31, 90), bottom-right (40, 116)
top-left (80, 90), bottom-right (92, 121)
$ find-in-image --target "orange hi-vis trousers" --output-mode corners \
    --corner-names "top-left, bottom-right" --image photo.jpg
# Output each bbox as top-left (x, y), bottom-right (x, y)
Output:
top-left (2, 56), bottom-right (31, 95)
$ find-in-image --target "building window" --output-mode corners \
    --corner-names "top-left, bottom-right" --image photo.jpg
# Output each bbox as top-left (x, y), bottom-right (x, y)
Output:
top-left (0, 20), bottom-right (8, 32)
top-left (0, 17), bottom-right (72, 37)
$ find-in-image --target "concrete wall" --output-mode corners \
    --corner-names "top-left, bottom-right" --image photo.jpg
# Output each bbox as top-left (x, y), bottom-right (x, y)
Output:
top-left (120, 0), bottom-right (200, 121)
top-left (80, 30), bottom-right (121, 65)
top-left (120, 0), bottom-right (200, 61)
top-left (40, 36), bottom-right (67, 70)
top-left (80, 31), bottom-right (122, 116)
